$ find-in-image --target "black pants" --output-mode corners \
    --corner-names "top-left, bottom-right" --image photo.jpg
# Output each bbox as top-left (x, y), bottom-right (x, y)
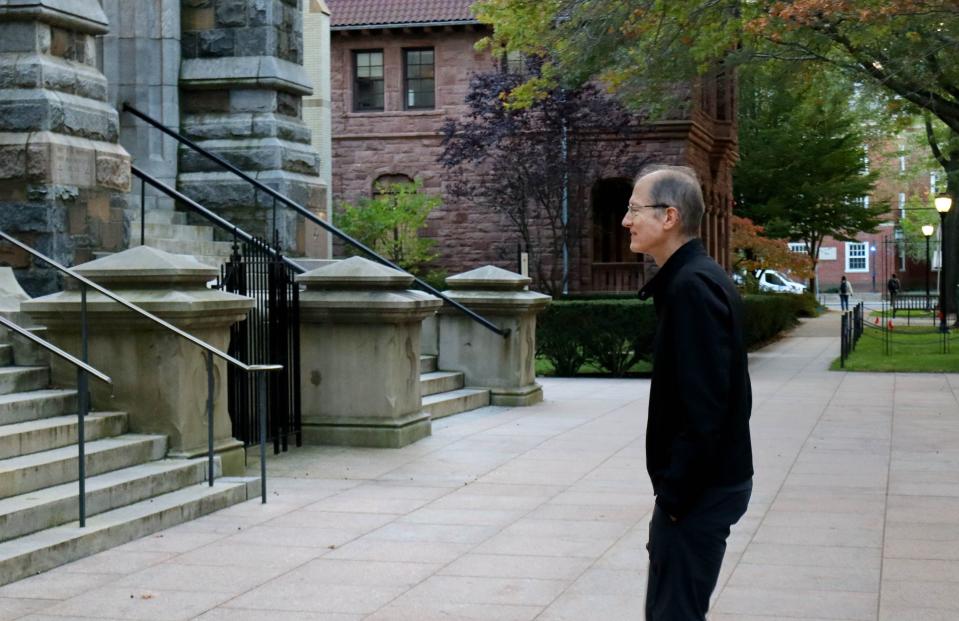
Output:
top-left (645, 480), bottom-right (752, 621)
top-left (840, 294), bottom-right (850, 311)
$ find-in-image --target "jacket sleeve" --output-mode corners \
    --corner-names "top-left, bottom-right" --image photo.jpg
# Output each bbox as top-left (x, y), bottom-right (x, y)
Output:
top-left (654, 275), bottom-right (733, 518)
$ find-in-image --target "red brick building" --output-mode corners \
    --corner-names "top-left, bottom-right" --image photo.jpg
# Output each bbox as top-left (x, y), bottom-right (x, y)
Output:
top-left (327, 0), bottom-right (738, 292)
top-left (812, 133), bottom-right (938, 294)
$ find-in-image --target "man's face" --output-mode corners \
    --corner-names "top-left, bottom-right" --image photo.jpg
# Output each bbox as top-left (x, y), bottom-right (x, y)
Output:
top-left (622, 176), bottom-right (669, 256)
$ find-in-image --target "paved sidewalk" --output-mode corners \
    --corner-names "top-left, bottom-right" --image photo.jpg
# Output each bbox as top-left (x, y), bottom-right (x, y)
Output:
top-left (1, 313), bottom-right (958, 620)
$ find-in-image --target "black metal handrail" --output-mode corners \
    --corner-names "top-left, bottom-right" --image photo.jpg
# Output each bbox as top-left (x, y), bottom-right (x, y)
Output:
top-left (122, 102), bottom-right (509, 338)
top-left (133, 167), bottom-right (302, 274)
top-left (0, 231), bottom-right (280, 517)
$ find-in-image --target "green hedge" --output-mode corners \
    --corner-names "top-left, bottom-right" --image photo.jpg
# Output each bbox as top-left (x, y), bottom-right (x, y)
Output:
top-left (537, 293), bottom-right (809, 376)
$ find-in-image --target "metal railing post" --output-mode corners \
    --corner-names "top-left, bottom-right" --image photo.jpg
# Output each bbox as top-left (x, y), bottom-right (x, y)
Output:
top-left (140, 177), bottom-right (146, 246)
top-left (257, 371), bottom-right (268, 504)
top-left (840, 311), bottom-right (848, 368)
top-left (205, 350), bottom-right (215, 487)
top-left (77, 282), bottom-right (88, 527)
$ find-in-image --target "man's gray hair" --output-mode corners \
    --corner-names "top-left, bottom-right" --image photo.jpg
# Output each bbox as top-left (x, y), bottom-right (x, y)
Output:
top-left (635, 165), bottom-right (705, 237)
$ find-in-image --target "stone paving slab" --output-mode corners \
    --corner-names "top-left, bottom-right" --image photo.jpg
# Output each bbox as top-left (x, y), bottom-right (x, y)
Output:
top-left (0, 312), bottom-right (957, 619)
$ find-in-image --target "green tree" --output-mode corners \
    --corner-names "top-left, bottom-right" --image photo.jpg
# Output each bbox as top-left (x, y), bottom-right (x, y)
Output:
top-left (474, 0), bottom-right (959, 311)
top-left (734, 64), bottom-right (885, 290)
top-left (336, 179), bottom-right (440, 276)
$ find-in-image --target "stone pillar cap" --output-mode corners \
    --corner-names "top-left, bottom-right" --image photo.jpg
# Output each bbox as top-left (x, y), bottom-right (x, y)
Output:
top-left (0, 0), bottom-right (109, 33)
top-left (72, 246), bottom-right (219, 287)
top-left (445, 266), bottom-right (531, 291)
top-left (296, 256), bottom-right (414, 290)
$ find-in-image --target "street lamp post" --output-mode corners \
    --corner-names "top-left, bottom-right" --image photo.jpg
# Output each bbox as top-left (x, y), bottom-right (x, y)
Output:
top-left (935, 194), bottom-right (953, 332)
top-left (923, 224), bottom-right (935, 311)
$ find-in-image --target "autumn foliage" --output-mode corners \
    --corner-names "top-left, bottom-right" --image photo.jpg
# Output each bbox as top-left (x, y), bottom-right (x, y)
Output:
top-left (731, 215), bottom-right (813, 281)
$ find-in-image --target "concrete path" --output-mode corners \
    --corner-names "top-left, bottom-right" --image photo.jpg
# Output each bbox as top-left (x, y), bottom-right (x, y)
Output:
top-left (1, 313), bottom-right (958, 620)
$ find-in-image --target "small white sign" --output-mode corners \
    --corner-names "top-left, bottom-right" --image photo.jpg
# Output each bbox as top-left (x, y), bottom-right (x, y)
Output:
top-left (520, 252), bottom-right (529, 277)
top-left (819, 247), bottom-right (837, 261)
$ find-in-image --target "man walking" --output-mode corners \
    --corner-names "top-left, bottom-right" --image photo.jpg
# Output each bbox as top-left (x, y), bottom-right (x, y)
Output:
top-left (887, 273), bottom-right (901, 317)
top-left (839, 276), bottom-right (853, 312)
top-left (623, 165), bottom-right (753, 620)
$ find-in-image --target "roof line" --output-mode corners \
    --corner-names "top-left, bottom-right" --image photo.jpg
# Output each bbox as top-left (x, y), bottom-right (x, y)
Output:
top-left (331, 18), bottom-right (482, 31)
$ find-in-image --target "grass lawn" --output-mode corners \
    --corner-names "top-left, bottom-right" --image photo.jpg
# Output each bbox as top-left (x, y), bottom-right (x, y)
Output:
top-left (536, 356), bottom-right (653, 377)
top-left (831, 325), bottom-right (959, 373)
top-left (868, 309), bottom-right (935, 319)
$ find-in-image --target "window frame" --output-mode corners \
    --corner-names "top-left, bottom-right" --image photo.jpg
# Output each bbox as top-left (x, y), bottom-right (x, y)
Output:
top-left (845, 241), bottom-right (869, 273)
top-left (402, 47), bottom-right (435, 111)
top-left (352, 49), bottom-right (385, 113)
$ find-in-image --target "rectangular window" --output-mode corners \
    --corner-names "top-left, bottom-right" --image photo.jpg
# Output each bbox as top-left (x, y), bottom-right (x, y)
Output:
top-left (502, 49), bottom-right (526, 75)
top-left (845, 242), bottom-right (868, 272)
top-left (788, 242), bottom-right (807, 254)
top-left (861, 195), bottom-right (870, 210)
top-left (353, 50), bottom-right (384, 112)
top-left (931, 171), bottom-right (938, 194)
top-left (899, 145), bottom-right (906, 173)
top-left (403, 48), bottom-right (434, 110)
top-left (898, 192), bottom-right (906, 219)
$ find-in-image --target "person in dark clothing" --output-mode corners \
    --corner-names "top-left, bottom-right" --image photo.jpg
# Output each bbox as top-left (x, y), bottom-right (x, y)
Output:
top-left (622, 165), bottom-right (753, 621)
top-left (839, 276), bottom-right (853, 311)
top-left (887, 273), bottom-right (901, 317)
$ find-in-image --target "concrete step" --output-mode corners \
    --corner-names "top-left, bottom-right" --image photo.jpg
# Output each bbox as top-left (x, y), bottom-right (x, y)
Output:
top-left (0, 477), bottom-right (258, 586)
top-left (150, 238), bottom-right (235, 259)
top-left (0, 367), bottom-right (49, 396)
top-left (420, 355), bottom-right (437, 374)
top-left (420, 371), bottom-right (464, 397)
top-left (0, 345), bottom-right (12, 367)
top-left (0, 434), bottom-right (167, 500)
top-left (0, 389), bottom-right (77, 425)
top-left (139, 222), bottom-right (214, 243)
top-left (0, 458), bottom-right (215, 543)
top-left (0, 412), bottom-right (127, 460)
top-left (422, 388), bottom-right (491, 420)
top-left (129, 210), bottom-right (188, 226)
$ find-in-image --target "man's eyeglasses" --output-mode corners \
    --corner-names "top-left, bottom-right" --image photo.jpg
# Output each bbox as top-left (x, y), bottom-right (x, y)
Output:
top-left (625, 203), bottom-right (670, 216)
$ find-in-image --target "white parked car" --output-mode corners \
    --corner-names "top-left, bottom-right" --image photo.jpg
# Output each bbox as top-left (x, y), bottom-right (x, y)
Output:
top-left (756, 270), bottom-right (807, 294)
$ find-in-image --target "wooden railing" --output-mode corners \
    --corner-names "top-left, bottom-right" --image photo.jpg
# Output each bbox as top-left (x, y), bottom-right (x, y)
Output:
top-left (590, 262), bottom-right (644, 292)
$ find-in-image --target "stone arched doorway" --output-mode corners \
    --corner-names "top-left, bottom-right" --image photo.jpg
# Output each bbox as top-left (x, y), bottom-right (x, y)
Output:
top-left (590, 178), bottom-right (643, 292)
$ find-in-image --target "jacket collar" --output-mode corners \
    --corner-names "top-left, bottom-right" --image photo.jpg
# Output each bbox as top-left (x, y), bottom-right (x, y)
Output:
top-left (638, 238), bottom-right (706, 301)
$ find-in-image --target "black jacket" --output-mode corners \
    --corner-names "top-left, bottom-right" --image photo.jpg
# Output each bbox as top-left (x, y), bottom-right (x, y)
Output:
top-left (638, 239), bottom-right (753, 518)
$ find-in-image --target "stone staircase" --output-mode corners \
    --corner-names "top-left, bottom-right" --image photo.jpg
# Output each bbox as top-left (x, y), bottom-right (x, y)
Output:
top-left (129, 210), bottom-right (235, 269)
top-left (0, 329), bottom-right (258, 586)
top-left (419, 355), bottom-right (490, 418)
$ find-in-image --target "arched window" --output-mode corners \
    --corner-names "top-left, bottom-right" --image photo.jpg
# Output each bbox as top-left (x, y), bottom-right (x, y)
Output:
top-left (373, 174), bottom-right (414, 198)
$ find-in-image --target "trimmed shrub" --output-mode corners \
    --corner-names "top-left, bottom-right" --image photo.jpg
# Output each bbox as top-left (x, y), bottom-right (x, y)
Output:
top-left (537, 293), bottom-right (805, 376)
top-left (537, 299), bottom-right (655, 376)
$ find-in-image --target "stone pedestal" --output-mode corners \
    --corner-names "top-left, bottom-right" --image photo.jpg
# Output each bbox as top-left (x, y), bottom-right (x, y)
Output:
top-left (439, 266), bottom-right (551, 406)
top-left (298, 256), bottom-right (441, 448)
top-left (0, 0), bottom-right (131, 295)
top-left (22, 246), bottom-right (253, 473)
top-left (177, 0), bottom-right (328, 256)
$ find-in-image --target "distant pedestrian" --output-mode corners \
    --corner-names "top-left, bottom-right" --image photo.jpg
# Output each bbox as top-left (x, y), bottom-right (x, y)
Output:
top-left (624, 165), bottom-right (753, 621)
top-left (887, 273), bottom-right (901, 317)
top-left (839, 276), bottom-right (853, 311)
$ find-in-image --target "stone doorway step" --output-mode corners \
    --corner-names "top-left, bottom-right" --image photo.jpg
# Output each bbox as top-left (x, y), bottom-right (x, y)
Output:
top-left (0, 329), bottom-right (258, 586)
top-left (419, 355), bottom-right (490, 419)
top-left (128, 210), bottom-right (235, 269)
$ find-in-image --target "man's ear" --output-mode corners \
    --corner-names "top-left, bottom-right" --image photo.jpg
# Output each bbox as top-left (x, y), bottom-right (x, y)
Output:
top-left (662, 206), bottom-right (682, 231)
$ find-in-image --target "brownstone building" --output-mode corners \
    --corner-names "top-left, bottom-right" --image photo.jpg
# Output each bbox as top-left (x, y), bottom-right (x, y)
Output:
top-left (327, 0), bottom-right (738, 292)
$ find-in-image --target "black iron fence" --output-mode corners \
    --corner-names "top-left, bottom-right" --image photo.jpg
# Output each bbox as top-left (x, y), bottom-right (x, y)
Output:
top-left (840, 302), bottom-right (864, 368)
top-left (889, 293), bottom-right (935, 324)
top-left (218, 236), bottom-right (301, 453)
